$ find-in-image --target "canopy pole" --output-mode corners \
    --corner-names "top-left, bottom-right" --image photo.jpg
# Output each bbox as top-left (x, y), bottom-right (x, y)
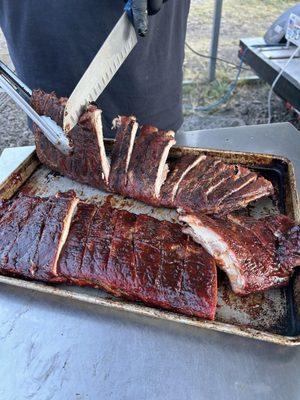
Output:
top-left (209, 0), bottom-right (223, 81)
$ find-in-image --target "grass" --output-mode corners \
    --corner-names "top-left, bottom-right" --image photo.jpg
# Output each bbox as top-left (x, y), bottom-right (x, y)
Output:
top-left (184, 0), bottom-right (296, 109)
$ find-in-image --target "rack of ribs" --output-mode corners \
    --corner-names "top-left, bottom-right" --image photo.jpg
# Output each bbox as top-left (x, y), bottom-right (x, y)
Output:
top-left (0, 192), bottom-right (217, 320)
top-left (58, 203), bottom-right (217, 320)
top-left (31, 90), bottom-right (273, 216)
top-left (0, 192), bottom-right (78, 281)
top-left (1, 191), bottom-right (300, 316)
top-left (179, 211), bottom-right (299, 295)
top-left (108, 117), bottom-right (273, 213)
top-left (31, 89), bottom-right (110, 190)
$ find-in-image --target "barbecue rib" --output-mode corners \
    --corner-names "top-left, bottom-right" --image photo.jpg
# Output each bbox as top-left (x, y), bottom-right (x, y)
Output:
top-left (58, 207), bottom-right (217, 320)
top-left (31, 90), bottom-right (274, 216)
top-left (175, 157), bottom-right (273, 215)
top-left (0, 193), bottom-right (78, 281)
top-left (180, 212), bottom-right (299, 295)
top-left (109, 116), bottom-right (138, 194)
top-left (31, 89), bottom-right (110, 190)
top-left (124, 125), bottom-right (176, 204)
top-left (160, 154), bottom-right (206, 207)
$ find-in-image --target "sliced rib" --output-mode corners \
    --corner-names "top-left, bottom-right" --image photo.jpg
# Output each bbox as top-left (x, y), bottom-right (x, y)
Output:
top-left (0, 193), bottom-right (77, 280)
top-left (31, 89), bottom-right (110, 190)
top-left (133, 214), bottom-right (217, 319)
top-left (125, 125), bottom-right (176, 205)
top-left (33, 194), bottom-right (79, 281)
top-left (0, 196), bottom-right (42, 274)
top-left (218, 177), bottom-right (274, 214)
top-left (174, 157), bottom-right (223, 212)
top-left (79, 203), bottom-right (117, 287)
top-left (58, 202), bottom-right (98, 284)
top-left (105, 210), bottom-right (137, 295)
top-left (160, 154), bottom-right (206, 207)
top-left (57, 206), bottom-right (217, 320)
top-left (207, 166), bottom-right (257, 209)
top-left (176, 159), bottom-right (273, 215)
top-left (180, 212), bottom-right (297, 295)
top-left (109, 116), bottom-right (138, 194)
top-left (0, 193), bottom-right (78, 281)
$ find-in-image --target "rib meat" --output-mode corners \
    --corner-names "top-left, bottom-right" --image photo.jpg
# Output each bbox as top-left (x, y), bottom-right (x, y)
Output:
top-left (33, 194), bottom-right (78, 281)
top-left (31, 89), bottom-right (110, 190)
top-left (175, 157), bottom-right (273, 215)
top-left (80, 203), bottom-right (117, 287)
top-left (58, 202), bottom-right (98, 284)
top-left (58, 206), bottom-right (217, 320)
top-left (108, 116), bottom-right (138, 194)
top-left (32, 90), bottom-right (274, 216)
top-left (160, 154), bottom-right (206, 207)
top-left (125, 125), bottom-right (176, 205)
top-left (0, 196), bottom-right (42, 274)
top-left (206, 166), bottom-right (257, 213)
top-left (133, 215), bottom-right (217, 319)
top-left (0, 193), bottom-right (78, 281)
top-left (180, 212), bottom-right (298, 295)
top-left (218, 177), bottom-right (274, 214)
top-left (105, 210), bottom-right (137, 295)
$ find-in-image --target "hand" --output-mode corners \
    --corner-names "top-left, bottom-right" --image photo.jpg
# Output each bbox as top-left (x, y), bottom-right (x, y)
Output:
top-left (125, 0), bottom-right (168, 37)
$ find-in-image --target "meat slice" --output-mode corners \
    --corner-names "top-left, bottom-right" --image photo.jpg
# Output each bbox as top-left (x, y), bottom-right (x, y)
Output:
top-left (182, 237), bottom-right (217, 320)
top-left (56, 206), bottom-right (217, 320)
top-left (105, 210), bottom-right (137, 295)
top-left (33, 194), bottom-right (79, 281)
top-left (0, 196), bottom-right (42, 273)
top-left (180, 212), bottom-right (298, 295)
top-left (218, 177), bottom-right (274, 214)
top-left (175, 158), bottom-right (274, 215)
top-left (31, 90), bottom-right (110, 190)
top-left (133, 215), bottom-right (162, 299)
top-left (207, 166), bottom-right (257, 209)
top-left (0, 196), bottom-right (77, 281)
top-left (175, 157), bottom-right (224, 212)
top-left (109, 116), bottom-right (138, 194)
top-left (58, 202), bottom-right (98, 284)
top-left (79, 203), bottom-right (117, 287)
top-left (125, 125), bottom-right (176, 205)
top-left (160, 154), bottom-right (206, 207)
top-left (133, 214), bottom-right (217, 319)
top-left (0, 194), bottom-right (78, 281)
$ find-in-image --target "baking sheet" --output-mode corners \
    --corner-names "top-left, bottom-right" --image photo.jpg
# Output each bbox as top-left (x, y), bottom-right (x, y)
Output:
top-left (0, 147), bottom-right (299, 345)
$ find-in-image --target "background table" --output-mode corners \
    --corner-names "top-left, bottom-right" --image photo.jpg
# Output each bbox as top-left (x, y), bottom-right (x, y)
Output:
top-left (0, 122), bottom-right (300, 400)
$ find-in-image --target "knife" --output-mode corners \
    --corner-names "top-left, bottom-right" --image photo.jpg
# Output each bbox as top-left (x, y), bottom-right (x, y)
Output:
top-left (63, 0), bottom-right (137, 133)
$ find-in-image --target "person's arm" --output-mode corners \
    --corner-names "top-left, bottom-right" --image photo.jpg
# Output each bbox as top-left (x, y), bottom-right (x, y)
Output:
top-left (126, 0), bottom-right (168, 37)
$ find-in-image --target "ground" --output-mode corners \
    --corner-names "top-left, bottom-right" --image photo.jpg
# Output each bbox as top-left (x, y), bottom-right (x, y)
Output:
top-left (0, 0), bottom-right (298, 152)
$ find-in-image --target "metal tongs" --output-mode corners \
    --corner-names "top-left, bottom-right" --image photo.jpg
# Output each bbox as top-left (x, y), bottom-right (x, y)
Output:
top-left (0, 61), bottom-right (72, 154)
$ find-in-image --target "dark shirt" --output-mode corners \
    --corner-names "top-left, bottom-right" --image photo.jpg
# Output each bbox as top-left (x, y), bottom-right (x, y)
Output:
top-left (0, 0), bottom-right (190, 136)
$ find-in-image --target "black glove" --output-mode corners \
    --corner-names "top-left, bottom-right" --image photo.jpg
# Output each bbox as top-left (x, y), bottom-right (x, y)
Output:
top-left (126, 0), bottom-right (168, 37)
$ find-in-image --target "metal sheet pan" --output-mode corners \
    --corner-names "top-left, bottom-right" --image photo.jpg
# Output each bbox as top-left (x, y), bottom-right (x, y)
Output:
top-left (0, 143), bottom-right (299, 346)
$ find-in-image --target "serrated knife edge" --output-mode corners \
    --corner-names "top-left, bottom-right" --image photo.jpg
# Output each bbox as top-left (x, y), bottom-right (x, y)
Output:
top-left (63, 12), bottom-right (137, 133)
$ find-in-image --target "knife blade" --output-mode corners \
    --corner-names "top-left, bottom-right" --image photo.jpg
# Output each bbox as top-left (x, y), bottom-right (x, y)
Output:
top-left (63, 11), bottom-right (137, 133)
